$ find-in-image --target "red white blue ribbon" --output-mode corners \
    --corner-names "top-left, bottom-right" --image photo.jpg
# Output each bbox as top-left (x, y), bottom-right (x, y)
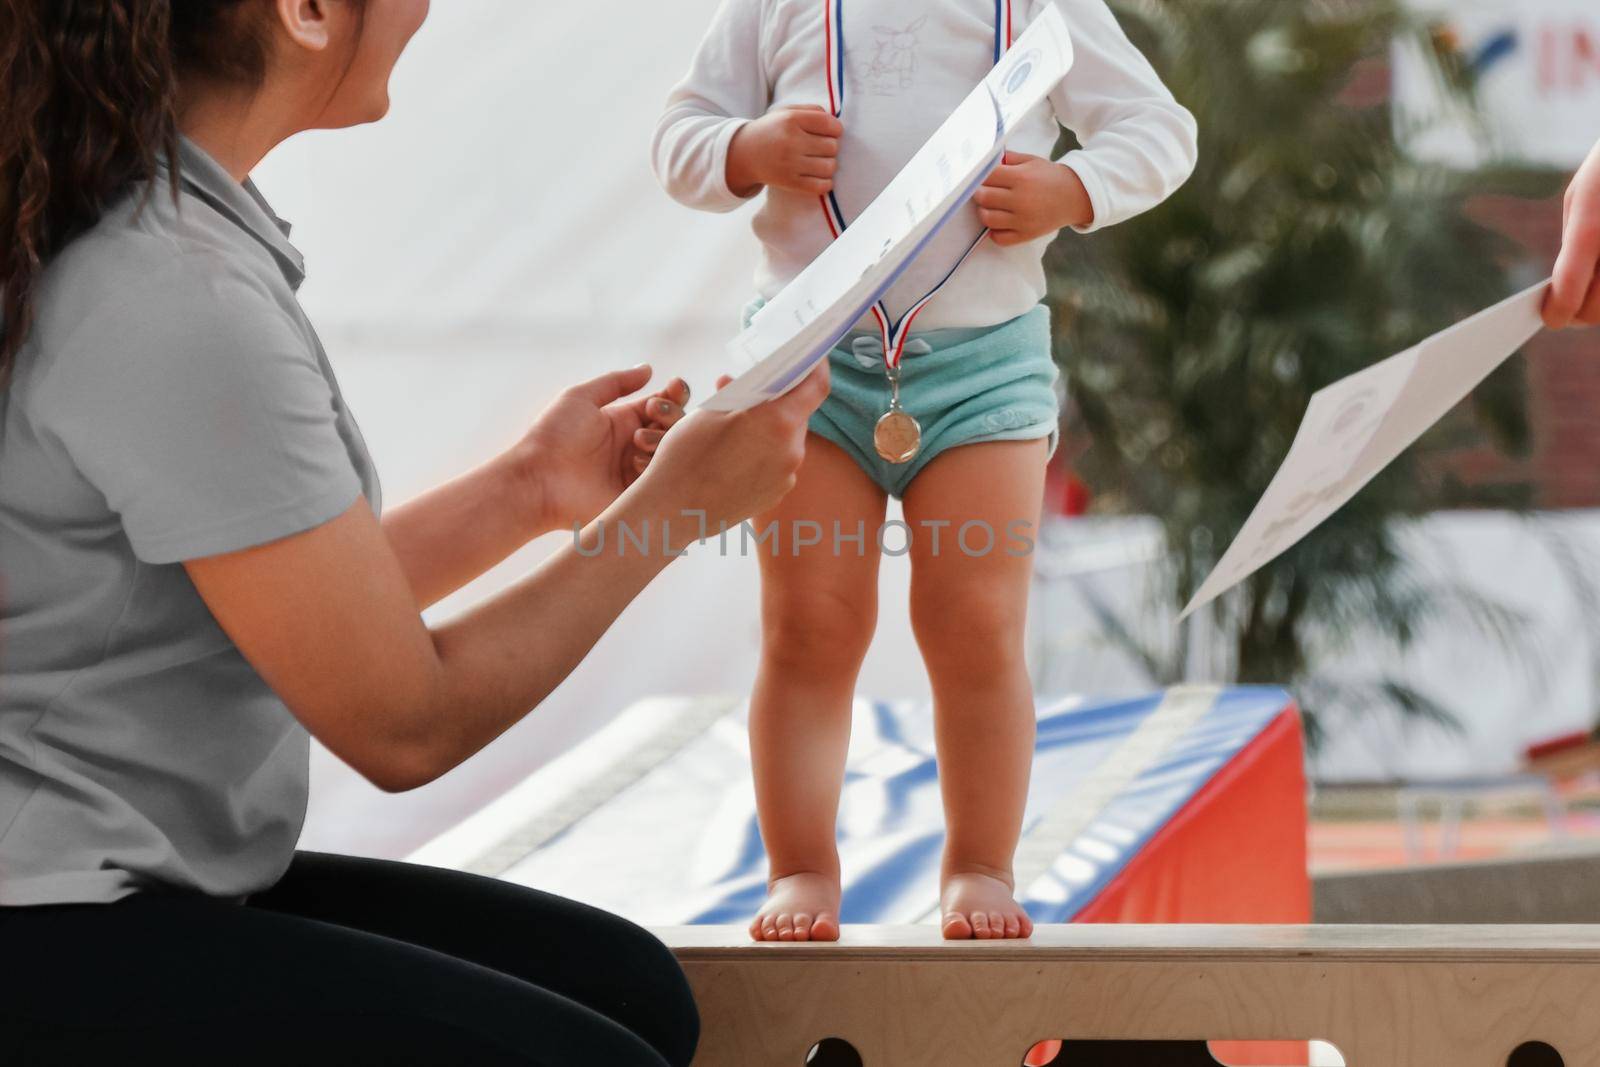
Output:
top-left (821, 0), bottom-right (1013, 370)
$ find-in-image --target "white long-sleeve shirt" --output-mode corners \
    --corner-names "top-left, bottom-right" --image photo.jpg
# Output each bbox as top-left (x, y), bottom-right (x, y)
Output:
top-left (653, 0), bottom-right (1199, 333)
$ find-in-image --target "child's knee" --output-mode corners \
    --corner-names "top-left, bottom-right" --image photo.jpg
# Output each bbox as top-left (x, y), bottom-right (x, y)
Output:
top-left (762, 586), bottom-right (876, 669)
top-left (910, 590), bottom-right (1025, 668)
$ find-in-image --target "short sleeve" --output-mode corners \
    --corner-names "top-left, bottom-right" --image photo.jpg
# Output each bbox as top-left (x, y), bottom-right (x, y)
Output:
top-left (34, 254), bottom-right (364, 564)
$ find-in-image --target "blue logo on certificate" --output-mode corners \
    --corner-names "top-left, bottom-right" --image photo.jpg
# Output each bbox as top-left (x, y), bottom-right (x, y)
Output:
top-left (1005, 50), bottom-right (1040, 94)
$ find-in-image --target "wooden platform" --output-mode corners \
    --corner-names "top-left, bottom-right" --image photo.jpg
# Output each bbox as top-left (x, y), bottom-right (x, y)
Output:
top-left (659, 925), bottom-right (1600, 1066)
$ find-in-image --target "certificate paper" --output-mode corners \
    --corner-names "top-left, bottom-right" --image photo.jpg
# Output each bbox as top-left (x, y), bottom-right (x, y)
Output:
top-left (1180, 281), bottom-right (1550, 620)
top-left (702, 5), bottom-right (1075, 412)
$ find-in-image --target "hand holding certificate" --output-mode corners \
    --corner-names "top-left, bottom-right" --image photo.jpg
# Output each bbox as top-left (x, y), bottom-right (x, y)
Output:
top-left (702, 5), bottom-right (1076, 413)
top-left (1181, 281), bottom-right (1551, 620)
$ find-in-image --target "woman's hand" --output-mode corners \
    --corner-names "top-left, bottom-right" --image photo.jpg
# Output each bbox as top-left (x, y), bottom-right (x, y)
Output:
top-left (631, 363), bottom-right (831, 538)
top-left (513, 365), bottom-right (690, 532)
top-left (1545, 140), bottom-right (1600, 330)
top-left (973, 153), bottom-right (1095, 247)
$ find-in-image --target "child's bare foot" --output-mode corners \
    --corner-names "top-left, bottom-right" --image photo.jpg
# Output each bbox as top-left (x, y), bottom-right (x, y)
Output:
top-left (750, 872), bottom-right (841, 942)
top-left (941, 870), bottom-right (1034, 940)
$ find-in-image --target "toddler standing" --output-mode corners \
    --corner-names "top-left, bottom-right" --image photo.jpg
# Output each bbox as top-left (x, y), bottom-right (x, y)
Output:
top-left (654, 0), bottom-right (1197, 941)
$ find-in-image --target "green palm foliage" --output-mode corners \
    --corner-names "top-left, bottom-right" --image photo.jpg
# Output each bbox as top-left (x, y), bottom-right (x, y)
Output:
top-left (1046, 0), bottom-right (1558, 745)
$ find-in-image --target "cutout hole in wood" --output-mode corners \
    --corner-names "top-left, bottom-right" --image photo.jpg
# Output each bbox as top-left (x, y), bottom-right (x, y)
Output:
top-left (1507, 1041), bottom-right (1564, 1067)
top-left (1020, 1039), bottom-right (1347, 1066)
top-left (806, 1036), bottom-right (863, 1067)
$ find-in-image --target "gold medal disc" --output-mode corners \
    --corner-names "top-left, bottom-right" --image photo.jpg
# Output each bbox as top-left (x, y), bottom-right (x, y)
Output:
top-left (874, 408), bottom-right (923, 465)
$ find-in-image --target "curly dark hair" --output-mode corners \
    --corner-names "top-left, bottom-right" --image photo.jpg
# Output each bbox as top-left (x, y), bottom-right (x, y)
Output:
top-left (0, 1), bottom-right (268, 382)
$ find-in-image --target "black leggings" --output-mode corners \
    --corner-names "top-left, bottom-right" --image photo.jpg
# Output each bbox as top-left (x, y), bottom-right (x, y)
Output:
top-left (0, 852), bottom-right (698, 1066)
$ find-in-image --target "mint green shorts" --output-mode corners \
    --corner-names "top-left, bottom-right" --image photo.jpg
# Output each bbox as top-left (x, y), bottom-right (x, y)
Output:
top-left (743, 302), bottom-right (1062, 498)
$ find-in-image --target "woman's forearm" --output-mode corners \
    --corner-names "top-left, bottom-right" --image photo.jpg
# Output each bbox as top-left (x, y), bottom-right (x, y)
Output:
top-left (188, 483), bottom-right (681, 796)
top-left (390, 481), bottom-right (689, 786)
top-left (381, 451), bottom-right (547, 611)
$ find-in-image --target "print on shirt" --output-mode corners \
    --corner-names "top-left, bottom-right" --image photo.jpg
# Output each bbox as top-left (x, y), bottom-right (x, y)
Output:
top-left (861, 16), bottom-right (927, 96)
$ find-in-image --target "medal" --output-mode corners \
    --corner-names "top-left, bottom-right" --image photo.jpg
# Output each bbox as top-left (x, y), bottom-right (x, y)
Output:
top-left (819, 0), bottom-right (1012, 466)
top-left (874, 363), bottom-right (922, 464)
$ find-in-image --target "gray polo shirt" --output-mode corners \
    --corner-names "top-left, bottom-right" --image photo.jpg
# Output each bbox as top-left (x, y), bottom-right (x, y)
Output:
top-left (0, 139), bottom-right (380, 905)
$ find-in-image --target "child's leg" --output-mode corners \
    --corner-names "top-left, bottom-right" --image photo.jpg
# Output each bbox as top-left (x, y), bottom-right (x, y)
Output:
top-left (901, 438), bottom-right (1048, 940)
top-left (748, 435), bottom-right (887, 942)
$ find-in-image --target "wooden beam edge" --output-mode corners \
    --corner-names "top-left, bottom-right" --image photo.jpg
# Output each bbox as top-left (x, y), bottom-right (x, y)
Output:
top-left (657, 924), bottom-right (1600, 964)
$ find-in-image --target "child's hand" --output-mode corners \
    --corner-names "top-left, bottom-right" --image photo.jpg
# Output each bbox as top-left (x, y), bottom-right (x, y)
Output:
top-left (973, 153), bottom-right (1095, 247)
top-left (726, 106), bottom-right (843, 198)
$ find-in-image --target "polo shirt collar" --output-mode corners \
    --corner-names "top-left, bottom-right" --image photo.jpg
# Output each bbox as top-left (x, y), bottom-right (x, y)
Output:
top-left (161, 136), bottom-right (307, 291)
